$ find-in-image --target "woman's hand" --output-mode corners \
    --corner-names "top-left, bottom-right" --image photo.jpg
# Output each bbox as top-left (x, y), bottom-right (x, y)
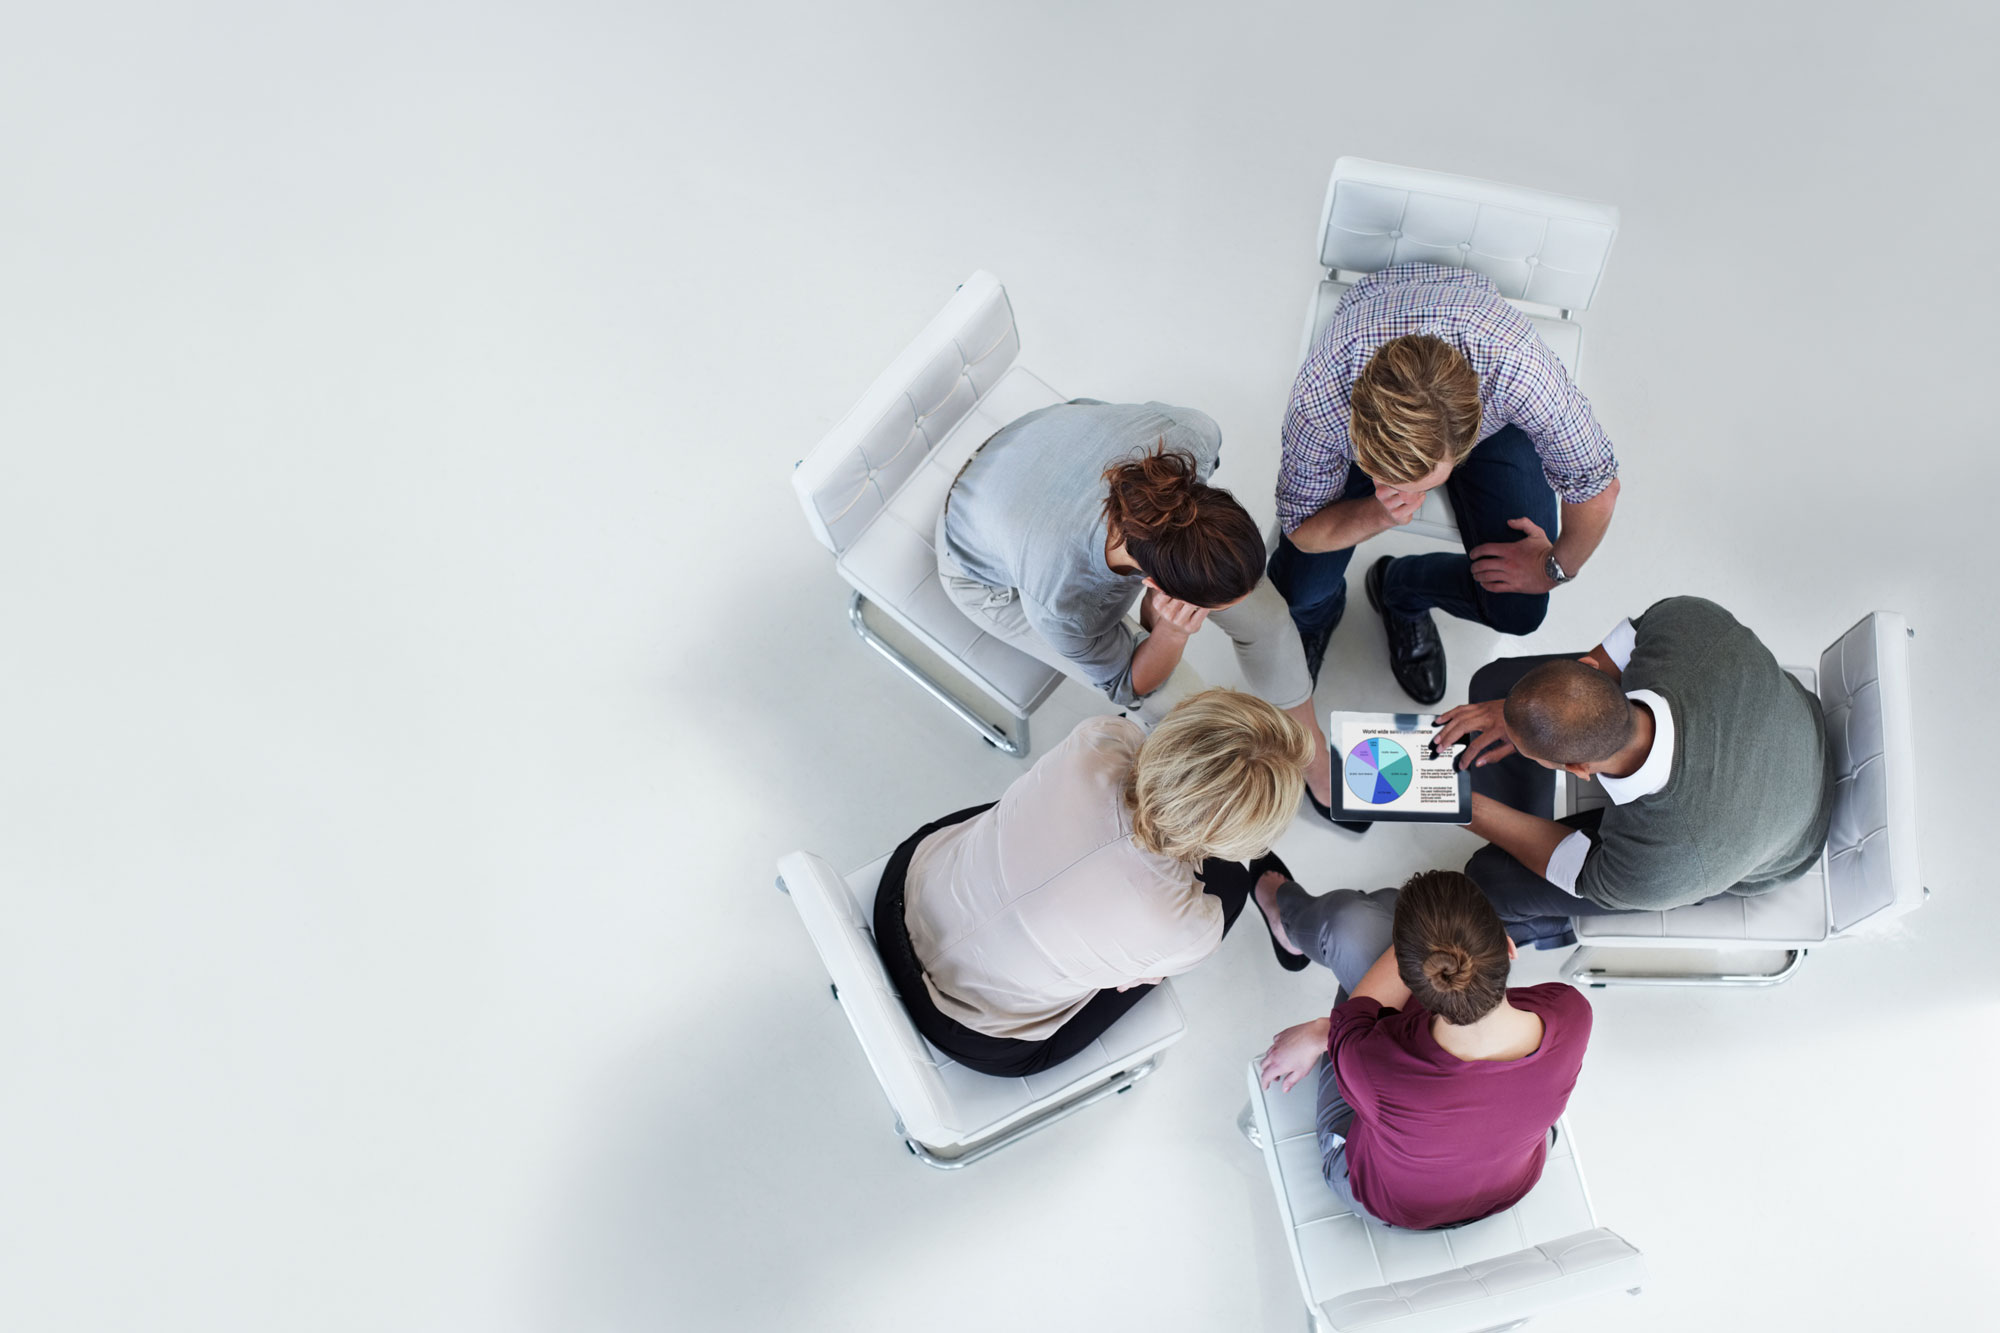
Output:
top-left (1143, 586), bottom-right (1210, 640)
top-left (1431, 699), bottom-right (1517, 770)
top-left (1259, 1017), bottom-right (1331, 1093)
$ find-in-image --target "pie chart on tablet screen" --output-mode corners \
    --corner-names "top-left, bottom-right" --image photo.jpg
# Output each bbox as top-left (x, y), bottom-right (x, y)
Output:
top-left (1344, 737), bottom-right (1414, 804)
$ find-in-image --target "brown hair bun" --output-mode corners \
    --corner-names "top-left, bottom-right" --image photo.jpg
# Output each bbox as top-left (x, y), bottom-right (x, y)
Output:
top-left (1102, 442), bottom-right (1263, 608)
top-left (1422, 945), bottom-right (1476, 993)
top-left (1391, 870), bottom-right (1511, 1026)
top-left (1103, 446), bottom-right (1203, 541)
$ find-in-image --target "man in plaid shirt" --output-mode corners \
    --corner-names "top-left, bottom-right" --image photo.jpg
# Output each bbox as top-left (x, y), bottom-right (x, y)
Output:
top-left (1270, 263), bottom-right (1622, 707)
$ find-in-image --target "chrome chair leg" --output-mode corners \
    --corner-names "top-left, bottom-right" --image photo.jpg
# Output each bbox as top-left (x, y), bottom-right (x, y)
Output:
top-left (847, 591), bottom-right (1030, 756)
top-left (1236, 1100), bottom-right (1263, 1149)
top-left (896, 1056), bottom-right (1161, 1169)
top-left (1562, 947), bottom-right (1807, 988)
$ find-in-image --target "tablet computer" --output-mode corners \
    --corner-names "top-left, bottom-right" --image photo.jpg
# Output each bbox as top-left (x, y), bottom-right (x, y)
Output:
top-left (1327, 710), bottom-right (1472, 824)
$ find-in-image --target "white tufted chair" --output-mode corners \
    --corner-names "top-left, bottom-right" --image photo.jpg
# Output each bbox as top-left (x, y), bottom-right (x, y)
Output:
top-left (1299, 159), bottom-right (1621, 544)
top-left (1561, 612), bottom-right (1925, 986)
top-left (1242, 1060), bottom-right (1646, 1332)
top-left (776, 849), bottom-right (1187, 1167)
top-left (793, 272), bottom-right (1065, 756)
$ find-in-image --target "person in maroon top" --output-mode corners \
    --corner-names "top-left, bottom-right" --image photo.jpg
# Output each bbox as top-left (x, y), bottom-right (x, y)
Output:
top-left (1253, 867), bottom-right (1593, 1230)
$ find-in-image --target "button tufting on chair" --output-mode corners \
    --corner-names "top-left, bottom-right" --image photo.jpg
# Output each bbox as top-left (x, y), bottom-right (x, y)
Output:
top-left (791, 271), bottom-right (1066, 755)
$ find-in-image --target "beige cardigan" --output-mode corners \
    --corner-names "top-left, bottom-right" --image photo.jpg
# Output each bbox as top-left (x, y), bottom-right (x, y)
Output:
top-left (903, 716), bottom-right (1224, 1041)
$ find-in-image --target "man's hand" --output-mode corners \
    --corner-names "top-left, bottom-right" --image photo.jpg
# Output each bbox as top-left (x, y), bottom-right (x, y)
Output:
top-left (1143, 585), bottom-right (1210, 639)
top-left (1470, 517), bottom-right (1557, 594)
top-left (1259, 1017), bottom-right (1331, 1093)
top-left (1373, 482), bottom-right (1424, 528)
top-left (1432, 698), bottom-right (1517, 770)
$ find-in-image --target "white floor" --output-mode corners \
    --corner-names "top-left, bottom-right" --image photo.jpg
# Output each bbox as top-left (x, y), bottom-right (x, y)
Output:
top-left (3, 3), bottom-right (1997, 1330)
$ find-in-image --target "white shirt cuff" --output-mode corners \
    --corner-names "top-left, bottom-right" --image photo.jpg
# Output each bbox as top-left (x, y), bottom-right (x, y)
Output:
top-left (1543, 830), bottom-right (1593, 895)
top-left (1600, 618), bottom-right (1638, 672)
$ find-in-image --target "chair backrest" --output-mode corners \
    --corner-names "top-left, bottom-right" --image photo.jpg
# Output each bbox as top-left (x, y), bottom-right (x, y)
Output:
top-left (1317, 158), bottom-right (1620, 312)
top-left (774, 851), bottom-right (960, 1145)
top-left (793, 271), bottom-right (1021, 556)
top-left (1818, 612), bottom-right (1925, 934)
top-left (1316, 1229), bottom-right (1646, 1333)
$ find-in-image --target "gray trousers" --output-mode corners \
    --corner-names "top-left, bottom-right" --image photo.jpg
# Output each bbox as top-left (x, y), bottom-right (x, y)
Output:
top-left (937, 548), bottom-right (1313, 728)
top-left (1276, 883), bottom-right (1400, 1225)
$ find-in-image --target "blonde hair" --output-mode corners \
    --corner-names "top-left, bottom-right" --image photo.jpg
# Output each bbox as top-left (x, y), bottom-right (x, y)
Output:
top-left (1349, 335), bottom-right (1483, 484)
top-left (1125, 689), bottom-right (1310, 863)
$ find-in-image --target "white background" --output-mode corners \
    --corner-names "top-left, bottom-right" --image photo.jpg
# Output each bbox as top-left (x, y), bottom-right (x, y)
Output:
top-left (3, 3), bottom-right (1996, 1330)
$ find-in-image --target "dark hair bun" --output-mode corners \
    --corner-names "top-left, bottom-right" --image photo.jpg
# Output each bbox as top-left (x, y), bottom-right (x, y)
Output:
top-left (1422, 946), bottom-right (1475, 993)
top-left (1392, 870), bottom-right (1512, 1026)
top-left (1103, 447), bottom-right (1201, 543)
top-left (1098, 442), bottom-right (1265, 609)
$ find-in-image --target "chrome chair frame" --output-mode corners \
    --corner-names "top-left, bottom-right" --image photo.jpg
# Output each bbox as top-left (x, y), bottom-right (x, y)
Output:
top-left (846, 590), bottom-right (1029, 757)
top-left (893, 1055), bottom-right (1162, 1169)
top-left (774, 865), bottom-right (1181, 1169)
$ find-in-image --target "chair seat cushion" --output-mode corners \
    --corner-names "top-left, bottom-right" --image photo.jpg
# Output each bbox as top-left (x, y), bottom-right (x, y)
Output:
top-left (1572, 864), bottom-right (1832, 945)
top-left (843, 855), bottom-right (1186, 1148)
top-left (1246, 1058), bottom-right (1598, 1308)
top-left (835, 365), bottom-right (1067, 713)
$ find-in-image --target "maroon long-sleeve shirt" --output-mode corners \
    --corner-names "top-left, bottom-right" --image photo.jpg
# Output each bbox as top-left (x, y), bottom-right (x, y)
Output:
top-left (1327, 983), bottom-right (1593, 1230)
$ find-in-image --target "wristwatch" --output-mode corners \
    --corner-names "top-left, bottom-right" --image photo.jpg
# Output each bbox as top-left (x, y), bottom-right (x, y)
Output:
top-left (1544, 552), bottom-right (1575, 586)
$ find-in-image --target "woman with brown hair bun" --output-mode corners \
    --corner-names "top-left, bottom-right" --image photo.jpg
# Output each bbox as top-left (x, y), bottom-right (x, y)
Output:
top-left (936, 399), bottom-right (1337, 817)
top-left (1252, 868), bottom-right (1593, 1230)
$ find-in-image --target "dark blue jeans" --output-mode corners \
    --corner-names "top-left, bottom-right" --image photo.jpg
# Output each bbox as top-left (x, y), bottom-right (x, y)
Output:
top-left (1267, 424), bottom-right (1558, 639)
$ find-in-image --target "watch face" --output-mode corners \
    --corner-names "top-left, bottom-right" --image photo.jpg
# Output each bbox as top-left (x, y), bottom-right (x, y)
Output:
top-left (1544, 554), bottom-right (1568, 583)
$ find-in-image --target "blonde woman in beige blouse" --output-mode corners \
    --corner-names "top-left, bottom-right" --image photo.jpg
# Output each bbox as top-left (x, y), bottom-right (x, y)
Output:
top-left (871, 689), bottom-right (1311, 1077)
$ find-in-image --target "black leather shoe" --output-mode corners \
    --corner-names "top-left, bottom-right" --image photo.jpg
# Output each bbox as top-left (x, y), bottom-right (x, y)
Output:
top-left (1364, 556), bottom-right (1446, 706)
top-left (1247, 852), bottom-right (1311, 971)
top-left (1305, 783), bottom-right (1371, 835)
